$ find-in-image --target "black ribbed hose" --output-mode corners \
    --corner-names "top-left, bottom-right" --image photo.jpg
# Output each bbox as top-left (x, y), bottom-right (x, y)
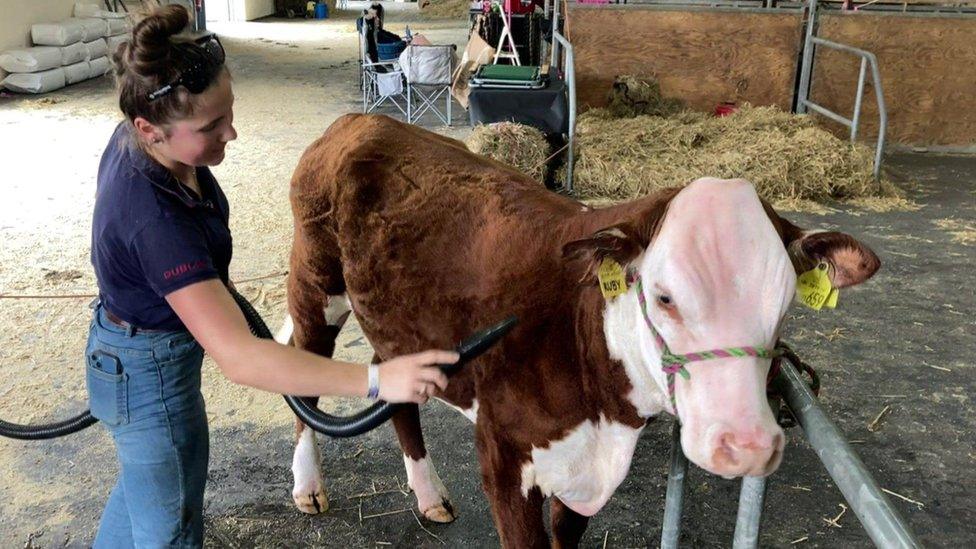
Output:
top-left (0, 289), bottom-right (515, 441)
top-left (0, 411), bottom-right (98, 441)
top-left (229, 287), bottom-right (516, 438)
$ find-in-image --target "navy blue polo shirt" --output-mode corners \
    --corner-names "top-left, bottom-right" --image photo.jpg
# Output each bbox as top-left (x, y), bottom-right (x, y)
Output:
top-left (91, 123), bottom-right (233, 330)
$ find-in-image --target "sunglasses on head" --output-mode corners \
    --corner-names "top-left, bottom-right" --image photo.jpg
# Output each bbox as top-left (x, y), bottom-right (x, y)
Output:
top-left (147, 33), bottom-right (226, 101)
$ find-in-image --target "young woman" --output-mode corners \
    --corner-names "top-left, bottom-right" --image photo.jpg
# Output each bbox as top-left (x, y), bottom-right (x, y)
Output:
top-left (86, 5), bottom-right (455, 546)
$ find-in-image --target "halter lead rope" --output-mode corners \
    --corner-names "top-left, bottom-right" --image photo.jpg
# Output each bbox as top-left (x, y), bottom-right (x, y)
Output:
top-left (632, 275), bottom-right (783, 416)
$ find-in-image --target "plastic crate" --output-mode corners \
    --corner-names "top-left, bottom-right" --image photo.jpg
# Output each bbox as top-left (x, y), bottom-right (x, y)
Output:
top-left (377, 40), bottom-right (406, 60)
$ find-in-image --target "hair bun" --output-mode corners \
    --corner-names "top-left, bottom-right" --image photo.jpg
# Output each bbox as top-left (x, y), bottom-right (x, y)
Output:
top-left (129, 4), bottom-right (190, 75)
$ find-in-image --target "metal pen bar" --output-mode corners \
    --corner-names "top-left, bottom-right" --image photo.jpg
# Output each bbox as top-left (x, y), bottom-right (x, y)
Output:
top-left (865, 48), bottom-right (888, 180)
top-left (851, 57), bottom-right (867, 141)
top-left (773, 359), bottom-right (922, 548)
top-left (732, 476), bottom-right (768, 548)
top-left (551, 0), bottom-right (561, 70)
top-left (795, 0), bottom-right (819, 114)
top-left (552, 30), bottom-right (576, 193)
top-left (803, 100), bottom-right (854, 127)
top-left (809, 36), bottom-right (888, 179)
top-left (732, 397), bottom-right (779, 548)
top-left (542, 0), bottom-right (552, 68)
top-left (661, 422), bottom-right (688, 549)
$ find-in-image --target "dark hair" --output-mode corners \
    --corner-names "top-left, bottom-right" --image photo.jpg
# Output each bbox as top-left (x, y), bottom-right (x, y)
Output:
top-left (112, 4), bottom-right (222, 127)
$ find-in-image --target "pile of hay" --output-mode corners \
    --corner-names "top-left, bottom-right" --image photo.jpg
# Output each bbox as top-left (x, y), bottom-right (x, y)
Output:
top-left (466, 122), bottom-right (550, 183)
top-left (419, 0), bottom-right (469, 19)
top-left (571, 104), bottom-right (899, 206)
top-left (606, 75), bottom-right (685, 118)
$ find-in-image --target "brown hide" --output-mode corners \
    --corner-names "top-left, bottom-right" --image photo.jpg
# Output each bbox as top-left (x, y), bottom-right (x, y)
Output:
top-left (287, 114), bottom-right (673, 462)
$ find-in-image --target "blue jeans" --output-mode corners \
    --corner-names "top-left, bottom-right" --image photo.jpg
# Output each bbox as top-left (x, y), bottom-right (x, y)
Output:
top-left (85, 303), bottom-right (209, 548)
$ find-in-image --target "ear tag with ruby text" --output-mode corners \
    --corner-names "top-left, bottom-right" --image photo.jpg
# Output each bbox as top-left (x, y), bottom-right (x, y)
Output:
top-left (597, 258), bottom-right (628, 299)
top-left (796, 262), bottom-right (835, 310)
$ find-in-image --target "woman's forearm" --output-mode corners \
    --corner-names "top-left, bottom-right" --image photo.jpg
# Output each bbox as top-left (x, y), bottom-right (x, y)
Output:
top-left (214, 337), bottom-right (368, 397)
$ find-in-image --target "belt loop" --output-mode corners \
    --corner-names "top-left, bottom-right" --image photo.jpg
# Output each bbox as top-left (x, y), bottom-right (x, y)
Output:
top-left (125, 324), bottom-right (136, 337)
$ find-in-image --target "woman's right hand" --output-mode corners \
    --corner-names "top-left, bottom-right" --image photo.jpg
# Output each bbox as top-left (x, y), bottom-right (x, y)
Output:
top-left (377, 350), bottom-right (457, 404)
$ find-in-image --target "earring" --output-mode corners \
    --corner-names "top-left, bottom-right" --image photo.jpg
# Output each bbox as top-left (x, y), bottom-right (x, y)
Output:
top-left (152, 137), bottom-right (163, 144)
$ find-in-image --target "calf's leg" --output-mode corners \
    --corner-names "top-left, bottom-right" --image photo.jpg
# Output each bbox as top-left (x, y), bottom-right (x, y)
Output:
top-left (287, 251), bottom-right (350, 514)
top-left (392, 399), bottom-right (457, 523)
top-left (551, 496), bottom-right (590, 549)
top-left (478, 428), bottom-right (548, 548)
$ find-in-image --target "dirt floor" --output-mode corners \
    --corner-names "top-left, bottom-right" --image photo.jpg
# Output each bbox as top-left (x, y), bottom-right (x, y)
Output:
top-left (1, 3), bottom-right (974, 548)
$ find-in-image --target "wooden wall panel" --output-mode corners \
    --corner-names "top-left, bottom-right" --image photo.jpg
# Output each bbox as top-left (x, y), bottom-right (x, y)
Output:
top-left (566, 7), bottom-right (803, 113)
top-left (813, 13), bottom-right (976, 147)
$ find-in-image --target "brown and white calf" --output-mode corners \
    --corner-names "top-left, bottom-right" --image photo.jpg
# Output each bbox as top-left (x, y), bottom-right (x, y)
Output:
top-left (283, 114), bottom-right (880, 546)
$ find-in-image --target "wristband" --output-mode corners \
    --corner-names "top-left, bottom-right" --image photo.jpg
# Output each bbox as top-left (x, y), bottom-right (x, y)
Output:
top-left (367, 364), bottom-right (380, 400)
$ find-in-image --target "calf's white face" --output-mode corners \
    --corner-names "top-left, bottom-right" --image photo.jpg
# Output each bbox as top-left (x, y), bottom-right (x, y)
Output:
top-left (636, 178), bottom-right (790, 477)
top-left (571, 178), bottom-right (880, 480)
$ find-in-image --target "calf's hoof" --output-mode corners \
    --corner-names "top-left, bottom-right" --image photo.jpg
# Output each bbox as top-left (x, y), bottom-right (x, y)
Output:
top-left (293, 483), bottom-right (329, 514)
top-left (420, 499), bottom-right (457, 523)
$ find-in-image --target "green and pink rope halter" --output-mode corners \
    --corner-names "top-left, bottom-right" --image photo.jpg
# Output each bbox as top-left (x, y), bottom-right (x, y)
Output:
top-left (632, 274), bottom-right (783, 417)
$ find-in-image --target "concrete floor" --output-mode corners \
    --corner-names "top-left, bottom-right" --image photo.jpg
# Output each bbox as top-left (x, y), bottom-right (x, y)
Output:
top-left (1, 4), bottom-right (974, 548)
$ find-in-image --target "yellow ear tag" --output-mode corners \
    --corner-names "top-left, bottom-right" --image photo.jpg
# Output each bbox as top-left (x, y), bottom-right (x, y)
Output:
top-left (824, 287), bottom-right (839, 309)
top-left (796, 262), bottom-right (834, 310)
top-left (597, 257), bottom-right (628, 299)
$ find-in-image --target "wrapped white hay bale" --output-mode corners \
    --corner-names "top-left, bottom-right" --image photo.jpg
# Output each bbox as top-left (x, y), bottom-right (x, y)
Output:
top-left (75, 18), bottom-right (109, 41)
top-left (76, 2), bottom-right (127, 19)
top-left (88, 56), bottom-right (110, 78)
top-left (85, 38), bottom-right (108, 60)
top-left (2, 67), bottom-right (67, 93)
top-left (106, 18), bottom-right (128, 35)
top-left (60, 41), bottom-right (89, 65)
top-left (74, 2), bottom-right (101, 17)
top-left (466, 122), bottom-right (550, 183)
top-left (0, 47), bottom-right (62, 73)
top-left (64, 60), bottom-right (91, 84)
top-left (106, 34), bottom-right (129, 57)
top-left (32, 20), bottom-right (86, 46)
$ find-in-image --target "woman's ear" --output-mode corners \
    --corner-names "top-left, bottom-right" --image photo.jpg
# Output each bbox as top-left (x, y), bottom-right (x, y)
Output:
top-left (133, 117), bottom-right (164, 144)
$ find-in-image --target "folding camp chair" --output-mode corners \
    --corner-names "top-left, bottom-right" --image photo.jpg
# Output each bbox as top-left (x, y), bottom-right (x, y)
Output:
top-left (399, 44), bottom-right (457, 126)
top-left (358, 16), bottom-right (407, 117)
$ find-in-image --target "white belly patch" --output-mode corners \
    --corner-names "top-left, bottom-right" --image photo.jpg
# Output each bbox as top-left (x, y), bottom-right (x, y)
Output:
top-left (438, 397), bottom-right (479, 424)
top-left (519, 415), bottom-right (642, 516)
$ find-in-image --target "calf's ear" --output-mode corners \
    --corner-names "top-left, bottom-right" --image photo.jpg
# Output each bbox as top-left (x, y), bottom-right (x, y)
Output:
top-left (787, 230), bottom-right (881, 288)
top-left (762, 200), bottom-right (881, 289)
top-left (562, 223), bottom-right (647, 283)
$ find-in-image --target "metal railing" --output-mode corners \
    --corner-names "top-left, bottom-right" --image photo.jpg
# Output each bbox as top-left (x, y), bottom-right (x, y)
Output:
top-left (772, 354), bottom-right (922, 548)
top-left (796, 0), bottom-right (887, 179)
top-left (661, 349), bottom-right (922, 548)
top-left (549, 24), bottom-right (577, 194)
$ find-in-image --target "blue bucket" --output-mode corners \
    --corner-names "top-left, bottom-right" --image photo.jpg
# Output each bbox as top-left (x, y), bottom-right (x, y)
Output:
top-left (377, 40), bottom-right (406, 60)
top-left (314, 2), bottom-right (328, 19)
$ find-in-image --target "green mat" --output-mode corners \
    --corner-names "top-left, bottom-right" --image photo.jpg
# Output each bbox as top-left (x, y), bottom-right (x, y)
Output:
top-left (475, 64), bottom-right (541, 82)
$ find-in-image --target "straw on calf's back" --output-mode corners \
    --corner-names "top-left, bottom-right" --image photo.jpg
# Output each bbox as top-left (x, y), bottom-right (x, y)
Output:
top-left (284, 114), bottom-right (880, 547)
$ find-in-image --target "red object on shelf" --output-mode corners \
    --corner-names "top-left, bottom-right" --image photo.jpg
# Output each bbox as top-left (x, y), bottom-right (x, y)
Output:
top-left (504, 0), bottom-right (542, 15)
top-left (714, 102), bottom-right (738, 117)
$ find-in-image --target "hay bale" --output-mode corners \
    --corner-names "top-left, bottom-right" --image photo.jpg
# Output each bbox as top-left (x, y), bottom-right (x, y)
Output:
top-left (606, 75), bottom-right (685, 118)
top-left (419, 0), bottom-right (469, 19)
top-left (569, 104), bottom-right (897, 205)
top-left (466, 122), bottom-right (550, 183)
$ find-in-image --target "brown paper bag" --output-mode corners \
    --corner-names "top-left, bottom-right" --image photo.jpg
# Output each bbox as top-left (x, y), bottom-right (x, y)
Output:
top-left (451, 16), bottom-right (495, 109)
